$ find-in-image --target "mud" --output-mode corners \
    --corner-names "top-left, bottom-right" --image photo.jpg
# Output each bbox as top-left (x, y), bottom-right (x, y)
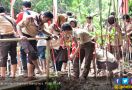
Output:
top-left (0, 70), bottom-right (132, 90)
top-left (57, 75), bottom-right (114, 90)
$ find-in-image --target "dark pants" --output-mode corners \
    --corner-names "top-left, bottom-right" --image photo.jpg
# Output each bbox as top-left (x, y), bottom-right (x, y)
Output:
top-left (51, 48), bottom-right (63, 71)
top-left (73, 41), bottom-right (95, 78)
top-left (97, 61), bottom-right (118, 71)
top-left (0, 34), bottom-right (17, 67)
top-left (56, 61), bottom-right (63, 71)
top-left (21, 33), bottom-right (38, 64)
top-left (109, 45), bottom-right (122, 60)
top-left (20, 47), bottom-right (27, 71)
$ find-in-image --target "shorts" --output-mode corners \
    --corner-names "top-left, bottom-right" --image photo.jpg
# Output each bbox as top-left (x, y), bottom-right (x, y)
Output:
top-left (56, 47), bottom-right (68, 63)
top-left (0, 34), bottom-right (17, 67)
top-left (22, 33), bottom-right (38, 64)
top-left (37, 46), bottom-right (46, 60)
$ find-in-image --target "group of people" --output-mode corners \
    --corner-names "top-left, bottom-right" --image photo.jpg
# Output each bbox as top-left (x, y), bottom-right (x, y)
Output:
top-left (0, 1), bottom-right (54, 80)
top-left (0, 1), bottom-right (131, 81)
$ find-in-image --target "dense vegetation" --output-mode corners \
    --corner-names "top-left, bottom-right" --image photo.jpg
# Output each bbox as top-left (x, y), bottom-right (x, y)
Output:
top-left (0, 0), bottom-right (131, 19)
top-left (0, 0), bottom-right (131, 45)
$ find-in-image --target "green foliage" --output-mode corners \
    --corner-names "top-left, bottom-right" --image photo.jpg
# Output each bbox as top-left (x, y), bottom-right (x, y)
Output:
top-left (46, 81), bottom-right (61, 90)
top-left (32, 0), bottom-right (52, 13)
top-left (0, 0), bottom-right (131, 46)
top-left (0, 0), bottom-right (10, 12)
top-left (14, 0), bottom-right (22, 14)
top-left (1, 0), bottom-right (131, 18)
top-left (129, 0), bottom-right (132, 16)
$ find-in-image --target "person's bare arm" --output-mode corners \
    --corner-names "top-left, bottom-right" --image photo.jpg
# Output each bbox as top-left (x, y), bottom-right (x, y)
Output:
top-left (17, 21), bottom-right (27, 39)
top-left (11, 18), bottom-right (19, 37)
top-left (70, 37), bottom-right (80, 59)
top-left (70, 45), bottom-right (80, 59)
top-left (126, 25), bottom-right (132, 35)
top-left (42, 30), bottom-right (52, 36)
top-left (114, 23), bottom-right (122, 33)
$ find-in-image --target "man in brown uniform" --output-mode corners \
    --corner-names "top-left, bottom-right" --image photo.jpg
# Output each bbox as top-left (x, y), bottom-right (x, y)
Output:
top-left (17, 4), bottom-right (53, 80)
top-left (122, 14), bottom-right (132, 41)
top-left (0, 6), bottom-right (17, 80)
top-left (107, 15), bottom-right (122, 60)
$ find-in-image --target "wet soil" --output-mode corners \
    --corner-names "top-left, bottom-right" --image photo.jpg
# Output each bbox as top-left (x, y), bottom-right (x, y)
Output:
top-left (57, 74), bottom-right (114, 90)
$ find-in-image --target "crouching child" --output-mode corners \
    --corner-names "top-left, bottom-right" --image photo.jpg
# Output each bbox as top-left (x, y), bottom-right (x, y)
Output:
top-left (70, 29), bottom-right (95, 80)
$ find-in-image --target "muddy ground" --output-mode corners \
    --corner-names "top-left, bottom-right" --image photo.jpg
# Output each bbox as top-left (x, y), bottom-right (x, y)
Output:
top-left (56, 74), bottom-right (114, 90)
top-left (56, 70), bottom-right (132, 90)
top-left (0, 73), bottom-right (114, 90)
top-left (1, 73), bottom-right (132, 90)
top-left (0, 69), bottom-right (131, 90)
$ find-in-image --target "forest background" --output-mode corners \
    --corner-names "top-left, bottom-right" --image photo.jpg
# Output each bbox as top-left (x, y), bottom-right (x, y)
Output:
top-left (0, 0), bottom-right (131, 45)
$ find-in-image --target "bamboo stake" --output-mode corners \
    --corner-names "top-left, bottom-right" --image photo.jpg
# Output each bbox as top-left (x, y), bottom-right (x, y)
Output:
top-left (67, 46), bottom-right (71, 78)
top-left (108, 0), bottom-right (112, 17)
top-left (112, 0), bottom-right (116, 15)
top-left (99, 0), bottom-right (103, 48)
top-left (93, 44), bottom-right (97, 78)
top-left (51, 47), bottom-right (58, 76)
top-left (46, 40), bottom-right (51, 80)
top-left (78, 45), bottom-right (81, 78)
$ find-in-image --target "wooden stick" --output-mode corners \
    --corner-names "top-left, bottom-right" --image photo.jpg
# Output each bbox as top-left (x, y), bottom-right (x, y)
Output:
top-left (46, 41), bottom-right (51, 80)
top-left (93, 44), bottom-right (97, 78)
top-left (67, 46), bottom-right (71, 78)
top-left (0, 37), bottom-right (47, 42)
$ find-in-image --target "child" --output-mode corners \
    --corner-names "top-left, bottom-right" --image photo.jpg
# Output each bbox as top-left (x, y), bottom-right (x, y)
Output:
top-left (70, 29), bottom-right (95, 80)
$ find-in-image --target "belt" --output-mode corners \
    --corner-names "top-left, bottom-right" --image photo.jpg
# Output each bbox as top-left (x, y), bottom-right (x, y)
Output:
top-left (0, 33), bottom-right (14, 36)
top-left (22, 33), bottom-right (32, 37)
top-left (0, 33), bottom-right (14, 38)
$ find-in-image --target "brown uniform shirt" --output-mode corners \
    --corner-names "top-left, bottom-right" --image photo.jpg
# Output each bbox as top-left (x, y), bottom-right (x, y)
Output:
top-left (126, 23), bottom-right (132, 35)
top-left (84, 23), bottom-right (95, 32)
top-left (17, 10), bottom-right (39, 37)
top-left (0, 15), bottom-right (15, 35)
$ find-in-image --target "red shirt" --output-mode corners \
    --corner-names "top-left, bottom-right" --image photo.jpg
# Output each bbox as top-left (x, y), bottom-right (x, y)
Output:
top-left (16, 12), bottom-right (24, 24)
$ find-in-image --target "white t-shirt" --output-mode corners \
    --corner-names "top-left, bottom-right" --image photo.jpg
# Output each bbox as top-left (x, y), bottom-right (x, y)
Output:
top-left (96, 48), bottom-right (117, 63)
top-left (37, 33), bottom-right (47, 46)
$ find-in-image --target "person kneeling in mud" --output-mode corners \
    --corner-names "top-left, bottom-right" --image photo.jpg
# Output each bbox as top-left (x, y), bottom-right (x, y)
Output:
top-left (70, 29), bottom-right (95, 80)
top-left (96, 48), bottom-right (118, 76)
